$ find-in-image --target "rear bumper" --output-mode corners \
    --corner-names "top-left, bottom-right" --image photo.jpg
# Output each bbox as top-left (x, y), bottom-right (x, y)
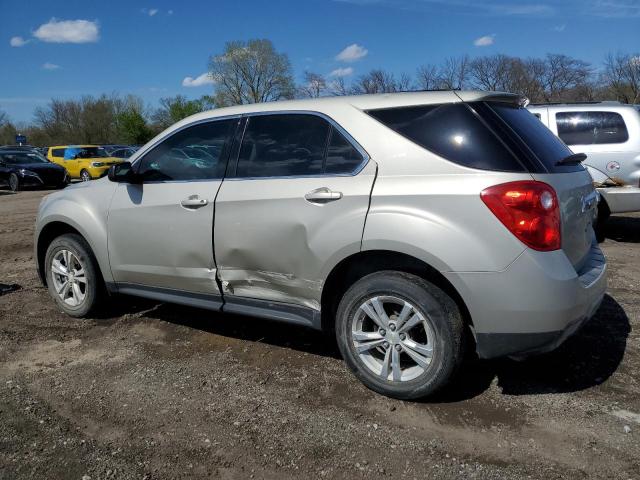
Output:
top-left (444, 242), bottom-right (607, 359)
top-left (598, 186), bottom-right (640, 214)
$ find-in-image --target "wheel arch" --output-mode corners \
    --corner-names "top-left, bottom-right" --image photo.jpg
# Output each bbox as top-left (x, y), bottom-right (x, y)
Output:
top-left (36, 220), bottom-right (108, 287)
top-left (320, 250), bottom-right (473, 336)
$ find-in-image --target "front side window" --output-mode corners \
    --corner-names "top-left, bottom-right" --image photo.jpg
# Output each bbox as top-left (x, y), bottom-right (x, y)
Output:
top-left (138, 119), bottom-right (235, 181)
top-left (556, 111), bottom-right (629, 145)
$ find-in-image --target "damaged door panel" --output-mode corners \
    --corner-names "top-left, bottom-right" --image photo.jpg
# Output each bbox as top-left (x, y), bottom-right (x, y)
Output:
top-left (215, 162), bottom-right (377, 310)
top-left (108, 117), bottom-right (238, 295)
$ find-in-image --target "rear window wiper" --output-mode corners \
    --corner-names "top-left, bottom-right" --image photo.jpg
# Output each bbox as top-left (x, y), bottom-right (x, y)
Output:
top-left (556, 152), bottom-right (587, 166)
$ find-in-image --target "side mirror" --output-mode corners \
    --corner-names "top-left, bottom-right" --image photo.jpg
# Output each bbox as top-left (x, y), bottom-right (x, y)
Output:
top-left (108, 162), bottom-right (141, 183)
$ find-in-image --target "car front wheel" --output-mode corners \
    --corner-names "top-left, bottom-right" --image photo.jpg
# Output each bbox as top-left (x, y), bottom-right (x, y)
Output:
top-left (44, 233), bottom-right (101, 317)
top-left (335, 271), bottom-right (464, 400)
top-left (9, 173), bottom-right (20, 192)
top-left (80, 170), bottom-right (91, 182)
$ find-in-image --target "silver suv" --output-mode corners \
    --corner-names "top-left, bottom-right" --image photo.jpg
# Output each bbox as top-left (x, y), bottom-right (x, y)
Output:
top-left (35, 91), bottom-right (607, 399)
top-left (528, 102), bottom-right (640, 223)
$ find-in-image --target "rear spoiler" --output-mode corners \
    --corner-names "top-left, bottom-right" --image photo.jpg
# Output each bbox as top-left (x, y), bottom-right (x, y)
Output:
top-left (455, 91), bottom-right (529, 107)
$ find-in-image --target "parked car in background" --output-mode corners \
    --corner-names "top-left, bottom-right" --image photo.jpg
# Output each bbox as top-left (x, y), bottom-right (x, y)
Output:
top-left (45, 145), bottom-right (124, 181)
top-left (35, 91), bottom-right (606, 399)
top-left (0, 149), bottom-right (68, 191)
top-left (0, 144), bottom-right (42, 154)
top-left (110, 147), bottom-right (137, 159)
top-left (528, 102), bottom-right (640, 225)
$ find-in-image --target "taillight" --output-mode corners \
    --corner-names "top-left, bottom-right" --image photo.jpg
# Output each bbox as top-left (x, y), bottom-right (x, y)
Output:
top-left (480, 181), bottom-right (561, 251)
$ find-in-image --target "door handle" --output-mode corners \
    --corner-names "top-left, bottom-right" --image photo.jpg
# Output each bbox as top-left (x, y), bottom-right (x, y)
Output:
top-left (304, 187), bottom-right (343, 204)
top-left (180, 195), bottom-right (208, 208)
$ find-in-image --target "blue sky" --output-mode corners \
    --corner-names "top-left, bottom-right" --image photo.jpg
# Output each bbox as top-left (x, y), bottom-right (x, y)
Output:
top-left (1, 0), bottom-right (639, 122)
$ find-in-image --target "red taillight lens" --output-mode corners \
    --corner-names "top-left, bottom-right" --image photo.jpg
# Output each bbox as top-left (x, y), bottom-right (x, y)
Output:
top-left (480, 181), bottom-right (561, 251)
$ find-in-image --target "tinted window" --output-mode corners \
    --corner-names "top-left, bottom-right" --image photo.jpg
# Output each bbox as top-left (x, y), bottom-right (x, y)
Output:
top-left (138, 120), bottom-right (235, 181)
top-left (52, 148), bottom-right (65, 157)
top-left (556, 111), bottom-right (629, 145)
top-left (325, 128), bottom-right (364, 174)
top-left (236, 114), bottom-right (329, 177)
top-left (0, 152), bottom-right (49, 165)
top-left (488, 104), bottom-right (578, 173)
top-left (367, 103), bottom-right (526, 172)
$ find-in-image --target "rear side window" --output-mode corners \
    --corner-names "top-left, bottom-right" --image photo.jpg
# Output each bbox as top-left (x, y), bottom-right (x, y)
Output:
top-left (556, 111), bottom-right (629, 145)
top-left (367, 103), bottom-right (526, 172)
top-left (52, 148), bottom-right (65, 158)
top-left (237, 114), bottom-right (329, 177)
top-left (325, 128), bottom-right (364, 174)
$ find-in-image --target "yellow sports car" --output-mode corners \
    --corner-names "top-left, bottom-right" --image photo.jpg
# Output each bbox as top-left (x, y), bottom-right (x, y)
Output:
top-left (46, 145), bottom-right (124, 181)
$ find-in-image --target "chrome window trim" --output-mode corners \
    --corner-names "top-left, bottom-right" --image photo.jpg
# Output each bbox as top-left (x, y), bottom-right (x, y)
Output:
top-left (230, 110), bottom-right (370, 180)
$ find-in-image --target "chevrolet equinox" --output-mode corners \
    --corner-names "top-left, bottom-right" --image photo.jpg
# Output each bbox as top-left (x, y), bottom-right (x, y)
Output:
top-left (35, 91), bottom-right (607, 399)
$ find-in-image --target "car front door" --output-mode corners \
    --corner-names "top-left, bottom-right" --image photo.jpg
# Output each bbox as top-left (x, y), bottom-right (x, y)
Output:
top-left (107, 117), bottom-right (239, 297)
top-left (63, 148), bottom-right (80, 177)
top-left (214, 113), bottom-right (376, 312)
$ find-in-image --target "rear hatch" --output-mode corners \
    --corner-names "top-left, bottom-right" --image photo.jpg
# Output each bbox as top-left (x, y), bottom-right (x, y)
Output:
top-left (475, 100), bottom-right (597, 272)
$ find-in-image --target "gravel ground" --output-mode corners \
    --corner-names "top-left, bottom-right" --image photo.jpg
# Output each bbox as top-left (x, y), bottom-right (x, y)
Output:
top-left (1, 189), bottom-right (639, 480)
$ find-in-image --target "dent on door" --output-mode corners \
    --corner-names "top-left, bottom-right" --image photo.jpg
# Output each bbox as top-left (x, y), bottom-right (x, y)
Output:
top-left (215, 161), bottom-right (377, 310)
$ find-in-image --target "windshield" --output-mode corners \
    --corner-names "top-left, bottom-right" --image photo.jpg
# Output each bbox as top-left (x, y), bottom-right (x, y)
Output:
top-left (0, 152), bottom-right (50, 165)
top-left (64, 147), bottom-right (109, 159)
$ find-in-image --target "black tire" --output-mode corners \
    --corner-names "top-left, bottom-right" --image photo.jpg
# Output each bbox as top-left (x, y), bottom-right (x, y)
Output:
top-left (9, 173), bottom-right (20, 192)
top-left (80, 170), bottom-right (91, 182)
top-left (44, 233), bottom-right (102, 317)
top-left (335, 271), bottom-right (464, 400)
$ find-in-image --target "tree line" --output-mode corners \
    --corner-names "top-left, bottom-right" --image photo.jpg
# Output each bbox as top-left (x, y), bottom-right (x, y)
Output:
top-left (1, 39), bottom-right (638, 147)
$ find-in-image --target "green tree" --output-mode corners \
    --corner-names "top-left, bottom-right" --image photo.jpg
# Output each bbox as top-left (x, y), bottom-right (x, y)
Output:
top-left (117, 108), bottom-right (153, 144)
top-left (209, 39), bottom-right (295, 107)
top-left (152, 95), bottom-right (207, 129)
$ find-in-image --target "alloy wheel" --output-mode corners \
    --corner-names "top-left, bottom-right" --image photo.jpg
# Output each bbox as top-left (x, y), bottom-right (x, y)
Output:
top-left (50, 249), bottom-right (87, 307)
top-left (351, 295), bottom-right (436, 382)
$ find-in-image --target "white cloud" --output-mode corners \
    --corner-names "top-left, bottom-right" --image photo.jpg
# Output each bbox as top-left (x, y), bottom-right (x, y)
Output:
top-left (473, 34), bottom-right (495, 46)
top-left (168, 9), bottom-right (174, 15)
top-left (33, 18), bottom-right (99, 43)
top-left (42, 62), bottom-right (61, 70)
top-left (330, 67), bottom-right (354, 77)
top-left (148, 8), bottom-right (159, 16)
top-left (182, 72), bottom-right (216, 87)
top-left (335, 43), bottom-right (368, 62)
top-left (10, 36), bottom-right (29, 47)
top-left (553, 23), bottom-right (566, 31)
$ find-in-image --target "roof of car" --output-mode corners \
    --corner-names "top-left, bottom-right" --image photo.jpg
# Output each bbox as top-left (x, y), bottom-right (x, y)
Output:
top-left (48, 145), bottom-right (103, 149)
top-left (528, 101), bottom-right (638, 112)
top-left (180, 90), bottom-right (523, 123)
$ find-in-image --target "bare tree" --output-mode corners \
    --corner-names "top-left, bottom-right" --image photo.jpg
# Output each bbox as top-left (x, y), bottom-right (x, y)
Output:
top-left (538, 54), bottom-right (593, 102)
top-left (602, 52), bottom-right (640, 104)
top-left (328, 76), bottom-right (350, 96)
top-left (438, 55), bottom-right (470, 90)
top-left (351, 69), bottom-right (410, 94)
top-left (209, 39), bottom-right (295, 107)
top-left (0, 109), bottom-right (8, 126)
top-left (298, 71), bottom-right (327, 98)
top-left (416, 64), bottom-right (440, 90)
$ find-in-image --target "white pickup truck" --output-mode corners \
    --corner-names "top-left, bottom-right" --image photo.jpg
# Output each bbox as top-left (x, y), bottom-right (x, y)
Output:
top-left (528, 102), bottom-right (640, 226)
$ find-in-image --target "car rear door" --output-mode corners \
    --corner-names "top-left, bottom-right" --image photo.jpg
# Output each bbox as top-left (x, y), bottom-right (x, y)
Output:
top-left (107, 117), bottom-right (238, 297)
top-left (214, 112), bottom-right (376, 311)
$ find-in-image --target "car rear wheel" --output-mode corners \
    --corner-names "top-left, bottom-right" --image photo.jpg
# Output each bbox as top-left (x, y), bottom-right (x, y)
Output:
top-left (80, 170), bottom-right (91, 182)
top-left (335, 271), bottom-right (464, 400)
top-left (9, 173), bottom-right (20, 192)
top-left (45, 234), bottom-right (101, 317)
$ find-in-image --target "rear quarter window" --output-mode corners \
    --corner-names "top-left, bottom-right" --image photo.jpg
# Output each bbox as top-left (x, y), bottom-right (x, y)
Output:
top-left (51, 148), bottom-right (65, 157)
top-left (556, 111), bottom-right (629, 145)
top-left (367, 103), bottom-right (527, 172)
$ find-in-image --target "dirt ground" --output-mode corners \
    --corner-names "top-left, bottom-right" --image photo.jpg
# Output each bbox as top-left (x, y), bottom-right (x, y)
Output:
top-left (0, 189), bottom-right (638, 480)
